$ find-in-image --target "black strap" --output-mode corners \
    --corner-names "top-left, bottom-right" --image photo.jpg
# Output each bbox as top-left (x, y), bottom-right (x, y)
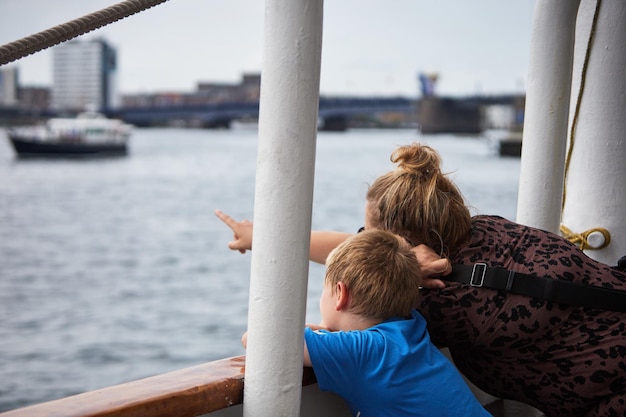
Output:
top-left (445, 263), bottom-right (626, 313)
top-left (616, 255), bottom-right (626, 272)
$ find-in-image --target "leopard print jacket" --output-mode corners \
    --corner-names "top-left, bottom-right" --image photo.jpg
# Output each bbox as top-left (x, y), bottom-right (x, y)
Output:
top-left (417, 215), bottom-right (626, 417)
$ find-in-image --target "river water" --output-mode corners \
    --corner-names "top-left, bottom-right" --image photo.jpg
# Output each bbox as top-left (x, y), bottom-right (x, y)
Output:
top-left (0, 127), bottom-right (520, 411)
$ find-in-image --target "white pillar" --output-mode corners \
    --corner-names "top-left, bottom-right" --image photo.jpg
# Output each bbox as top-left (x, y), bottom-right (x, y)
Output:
top-left (561, 0), bottom-right (626, 265)
top-left (511, 2), bottom-right (581, 416)
top-left (516, 0), bottom-right (581, 233)
top-left (243, 1), bottom-right (324, 417)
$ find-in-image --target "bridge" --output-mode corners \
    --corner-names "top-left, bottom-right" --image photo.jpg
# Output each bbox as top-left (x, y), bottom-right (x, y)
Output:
top-left (113, 96), bottom-right (418, 131)
top-left (0, 94), bottom-right (523, 131)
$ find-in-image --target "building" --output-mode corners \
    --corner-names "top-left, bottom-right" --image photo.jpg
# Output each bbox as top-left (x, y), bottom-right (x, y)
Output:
top-left (19, 87), bottom-right (51, 112)
top-left (51, 39), bottom-right (119, 112)
top-left (0, 66), bottom-right (19, 107)
top-left (121, 73), bottom-right (261, 108)
top-left (0, 67), bottom-right (50, 112)
top-left (196, 73), bottom-right (261, 104)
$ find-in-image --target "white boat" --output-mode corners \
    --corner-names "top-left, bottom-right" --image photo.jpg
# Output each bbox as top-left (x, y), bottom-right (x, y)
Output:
top-left (7, 111), bottom-right (132, 157)
top-left (1, 1), bottom-right (625, 417)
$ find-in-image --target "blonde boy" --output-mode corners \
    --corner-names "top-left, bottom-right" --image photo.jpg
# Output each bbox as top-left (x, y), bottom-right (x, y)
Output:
top-left (300, 229), bottom-right (490, 417)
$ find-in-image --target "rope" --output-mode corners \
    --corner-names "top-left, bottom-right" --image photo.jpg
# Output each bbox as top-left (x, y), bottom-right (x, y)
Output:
top-left (560, 225), bottom-right (611, 251)
top-left (562, 0), bottom-right (601, 211)
top-left (0, 0), bottom-right (170, 66)
top-left (560, 0), bottom-right (610, 250)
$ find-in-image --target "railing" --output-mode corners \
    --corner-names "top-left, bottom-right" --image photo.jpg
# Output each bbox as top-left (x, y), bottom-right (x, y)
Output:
top-left (0, 356), bottom-right (319, 417)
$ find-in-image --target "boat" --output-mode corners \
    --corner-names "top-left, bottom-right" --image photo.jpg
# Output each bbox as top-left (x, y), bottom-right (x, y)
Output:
top-left (7, 111), bottom-right (131, 157)
top-left (497, 131), bottom-right (523, 157)
top-left (1, 1), bottom-right (625, 417)
top-left (498, 137), bottom-right (522, 157)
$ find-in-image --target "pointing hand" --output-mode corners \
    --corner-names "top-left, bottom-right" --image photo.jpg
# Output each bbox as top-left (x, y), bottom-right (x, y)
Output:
top-left (215, 209), bottom-right (253, 254)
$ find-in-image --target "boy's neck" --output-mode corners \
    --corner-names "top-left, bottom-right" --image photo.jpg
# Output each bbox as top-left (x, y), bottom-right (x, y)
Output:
top-left (332, 313), bottom-right (383, 332)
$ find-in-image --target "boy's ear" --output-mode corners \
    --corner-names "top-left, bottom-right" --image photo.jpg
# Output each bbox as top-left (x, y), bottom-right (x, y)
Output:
top-left (335, 281), bottom-right (349, 311)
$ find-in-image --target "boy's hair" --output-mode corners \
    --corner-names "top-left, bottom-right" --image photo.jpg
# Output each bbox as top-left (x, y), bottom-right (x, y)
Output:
top-left (325, 229), bottom-right (422, 320)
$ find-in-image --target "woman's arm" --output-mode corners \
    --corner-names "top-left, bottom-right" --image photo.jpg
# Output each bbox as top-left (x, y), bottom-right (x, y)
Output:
top-left (309, 231), bottom-right (352, 264)
top-left (215, 210), bottom-right (253, 253)
top-left (215, 209), bottom-right (451, 286)
top-left (215, 209), bottom-right (351, 263)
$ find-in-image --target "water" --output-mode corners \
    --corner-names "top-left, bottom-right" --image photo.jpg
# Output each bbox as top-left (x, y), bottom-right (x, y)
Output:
top-left (0, 127), bottom-right (519, 412)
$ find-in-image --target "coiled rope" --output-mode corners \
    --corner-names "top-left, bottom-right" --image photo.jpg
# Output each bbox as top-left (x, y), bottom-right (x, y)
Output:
top-left (559, 0), bottom-right (609, 251)
top-left (0, 0), bottom-right (170, 66)
top-left (561, 225), bottom-right (611, 251)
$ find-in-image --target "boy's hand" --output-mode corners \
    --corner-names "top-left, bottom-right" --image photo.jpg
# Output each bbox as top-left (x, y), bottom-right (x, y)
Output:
top-left (215, 209), bottom-right (253, 254)
top-left (305, 323), bottom-right (328, 331)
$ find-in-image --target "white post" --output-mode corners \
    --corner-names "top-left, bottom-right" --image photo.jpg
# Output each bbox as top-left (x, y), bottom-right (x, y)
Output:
top-left (516, 0), bottom-right (581, 233)
top-left (510, 2), bottom-right (581, 416)
top-left (243, 1), bottom-right (324, 417)
top-left (561, 0), bottom-right (626, 265)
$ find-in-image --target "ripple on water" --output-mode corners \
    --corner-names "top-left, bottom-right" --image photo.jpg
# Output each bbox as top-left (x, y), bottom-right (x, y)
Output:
top-left (0, 129), bottom-right (519, 411)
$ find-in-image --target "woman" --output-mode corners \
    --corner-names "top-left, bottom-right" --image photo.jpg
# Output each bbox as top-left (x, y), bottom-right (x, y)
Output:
top-left (216, 142), bottom-right (626, 417)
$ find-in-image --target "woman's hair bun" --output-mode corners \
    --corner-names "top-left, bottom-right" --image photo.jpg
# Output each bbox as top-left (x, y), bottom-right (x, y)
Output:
top-left (391, 143), bottom-right (441, 176)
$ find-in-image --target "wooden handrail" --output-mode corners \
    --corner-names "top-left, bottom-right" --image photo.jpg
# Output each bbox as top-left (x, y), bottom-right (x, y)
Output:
top-left (0, 355), bottom-right (318, 417)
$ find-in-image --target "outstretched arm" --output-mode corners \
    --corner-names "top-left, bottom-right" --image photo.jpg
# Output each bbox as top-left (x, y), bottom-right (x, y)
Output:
top-left (215, 210), bottom-right (253, 254)
top-left (309, 231), bottom-right (352, 264)
top-left (241, 323), bottom-right (328, 367)
top-left (215, 209), bottom-right (351, 264)
top-left (303, 323), bottom-right (327, 367)
top-left (215, 209), bottom-right (452, 286)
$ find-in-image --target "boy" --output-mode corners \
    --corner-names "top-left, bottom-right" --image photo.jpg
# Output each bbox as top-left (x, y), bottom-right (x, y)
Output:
top-left (243, 229), bottom-right (491, 417)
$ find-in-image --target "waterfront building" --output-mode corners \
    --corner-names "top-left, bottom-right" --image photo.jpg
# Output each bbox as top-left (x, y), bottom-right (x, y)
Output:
top-left (51, 39), bottom-right (119, 112)
top-left (122, 73), bottom-right (261, 108)
top-left (19, 87), bottom-right (51, 112)
top-left (196, 73), bottom-right (261, 104)
top-left (0, 66), bottom-right (19, 107)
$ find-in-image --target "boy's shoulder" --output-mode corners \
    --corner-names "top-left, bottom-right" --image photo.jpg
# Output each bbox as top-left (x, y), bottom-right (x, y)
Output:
top-left (305, 314), bottom-right (425, 353)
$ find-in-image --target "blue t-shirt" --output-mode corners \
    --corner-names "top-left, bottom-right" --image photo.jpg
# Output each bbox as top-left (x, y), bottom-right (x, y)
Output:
top-left (304, 310), bottom-right (491, 417)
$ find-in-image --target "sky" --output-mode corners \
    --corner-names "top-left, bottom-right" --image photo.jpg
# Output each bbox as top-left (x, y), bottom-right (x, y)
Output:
top-left (0, 0), bottom-right (536, 98)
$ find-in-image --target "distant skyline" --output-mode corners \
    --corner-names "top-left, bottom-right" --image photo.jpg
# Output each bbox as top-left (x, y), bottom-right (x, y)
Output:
top-left (0, 1), bottom-right (536, 97)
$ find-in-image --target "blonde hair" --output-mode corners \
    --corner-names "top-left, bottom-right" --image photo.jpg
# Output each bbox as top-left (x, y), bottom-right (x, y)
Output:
top-left (366, 143), bottom-right (471, 256)
top-left (325, 229), bottom-right (422, 320)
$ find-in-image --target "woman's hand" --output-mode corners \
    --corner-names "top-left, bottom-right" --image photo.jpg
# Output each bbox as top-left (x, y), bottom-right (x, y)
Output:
top-left (215, 209), bottom-right (253, 254)
top-left (411, 244), bottom-right (452, 289)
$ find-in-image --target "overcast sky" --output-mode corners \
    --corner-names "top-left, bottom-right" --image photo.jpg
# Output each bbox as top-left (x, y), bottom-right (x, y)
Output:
top-left (0, 1), bottom-right (536, 97)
